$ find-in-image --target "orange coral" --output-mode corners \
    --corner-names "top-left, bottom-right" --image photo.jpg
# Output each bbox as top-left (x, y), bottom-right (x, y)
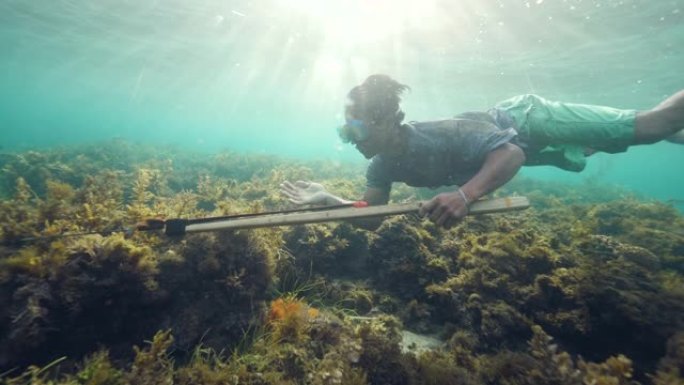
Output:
top-left (266, 296), bottom-right (319, 343)
top-left (268, 297), bottom-right (318, 323)
top-left (268, 297), bottom-right (303, 322)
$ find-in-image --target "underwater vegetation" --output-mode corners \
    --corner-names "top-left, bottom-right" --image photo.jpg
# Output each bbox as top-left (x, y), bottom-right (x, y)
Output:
top-left (0, 140), bottom-right (683, 384)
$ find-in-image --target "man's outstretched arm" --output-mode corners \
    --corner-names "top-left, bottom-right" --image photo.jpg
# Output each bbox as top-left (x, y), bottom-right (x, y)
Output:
top-left (280, 180), bottom-right (354, 206)
top-left (420, 143), bottom-right (525, 228)
top-left (279, 181), bottom-right (390, 230)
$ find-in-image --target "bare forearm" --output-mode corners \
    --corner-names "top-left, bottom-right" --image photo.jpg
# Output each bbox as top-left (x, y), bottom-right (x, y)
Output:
top-left (460, 143), bottom-right (525, 201)
top-left (417, 143), bottom-right (524, 228)
top-left (349, 187), bottom-right (390, 231)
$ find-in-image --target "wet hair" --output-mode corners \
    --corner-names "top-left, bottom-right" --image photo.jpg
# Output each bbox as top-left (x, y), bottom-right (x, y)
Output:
top-left (346, 74), bottom-right (410, 127)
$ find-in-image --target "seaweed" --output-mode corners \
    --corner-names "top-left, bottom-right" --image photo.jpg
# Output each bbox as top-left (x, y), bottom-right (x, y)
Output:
top-left (1, 141), bottom-right (683, 384)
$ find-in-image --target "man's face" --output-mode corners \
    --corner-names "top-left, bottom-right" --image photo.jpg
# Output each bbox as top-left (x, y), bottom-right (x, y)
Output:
top-left (350, 117), bottom-right (391, 159)
top-left (338, 106), bottom-right (399, 158)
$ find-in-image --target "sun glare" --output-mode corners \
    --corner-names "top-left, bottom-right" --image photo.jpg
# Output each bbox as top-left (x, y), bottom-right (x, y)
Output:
top-left (279, 0), bottom-right (444, 46)
top-left (270, 0), bottom-right (456, 103)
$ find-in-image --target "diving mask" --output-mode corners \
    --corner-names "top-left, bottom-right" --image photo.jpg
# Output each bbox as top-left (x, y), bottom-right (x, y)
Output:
top-left (337, 118), bottom-right (371, 143)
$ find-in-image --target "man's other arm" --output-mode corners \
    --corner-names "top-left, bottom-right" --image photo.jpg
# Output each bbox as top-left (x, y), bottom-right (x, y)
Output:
top-left (460, 142), bottom-right (525, 202)
top-left (420, 143), bottom-right (525, 227)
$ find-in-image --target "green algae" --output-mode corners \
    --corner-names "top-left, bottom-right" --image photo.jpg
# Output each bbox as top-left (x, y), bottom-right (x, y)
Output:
top-left (0, 141), bottom-right (682, 384)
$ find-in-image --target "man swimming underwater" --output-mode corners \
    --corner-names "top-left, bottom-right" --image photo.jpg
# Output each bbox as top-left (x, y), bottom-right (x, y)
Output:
top-left (281, 74), bottom-right (684, 229)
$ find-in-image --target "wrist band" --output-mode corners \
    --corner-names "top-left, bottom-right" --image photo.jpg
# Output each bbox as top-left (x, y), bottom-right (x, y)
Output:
top-left (457, 188), bottom-right (471, 206)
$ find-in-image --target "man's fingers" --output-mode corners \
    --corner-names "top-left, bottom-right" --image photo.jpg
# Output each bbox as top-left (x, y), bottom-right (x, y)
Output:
top-left (436, 211), bottom-right (452, 227)
top-left (428, 203), bottom-right (446, 222)
top-left (280, 181), bottom-right (303, 196)
top-left (280, 186), bottom-right (296, 196)
top-left (418, 200), bottom-right (436, 217)
top-left (280, 180), bottom-right (311, 206)
top-left (294, 180), bottom-right (311, 188)
top-left (287, 197), bottom-right (304, 205)
top-left (279, 185), bottom-right (295, 196)
top-left (280, 182), bottom-right (292, 193)
top-left (435, 207), bottom-right (465, 228)
top-left (281, 190), bottom-right (297, 200)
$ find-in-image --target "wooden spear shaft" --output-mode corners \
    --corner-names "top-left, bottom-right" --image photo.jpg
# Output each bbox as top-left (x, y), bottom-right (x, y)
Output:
top-left (175, 196), bottom-right (530, 235)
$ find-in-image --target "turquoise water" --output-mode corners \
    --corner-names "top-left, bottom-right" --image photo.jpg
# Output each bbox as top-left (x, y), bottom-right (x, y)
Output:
top-left (1, 0), bottom-right (683, 201)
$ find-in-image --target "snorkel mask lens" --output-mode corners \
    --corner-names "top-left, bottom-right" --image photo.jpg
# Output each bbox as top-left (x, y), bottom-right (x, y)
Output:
top-left (337, 118), bottom-right (370, 143)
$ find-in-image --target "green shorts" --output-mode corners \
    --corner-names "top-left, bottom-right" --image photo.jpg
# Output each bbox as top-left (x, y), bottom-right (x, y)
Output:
top-left (496, 94), bottom-right (636, 171)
